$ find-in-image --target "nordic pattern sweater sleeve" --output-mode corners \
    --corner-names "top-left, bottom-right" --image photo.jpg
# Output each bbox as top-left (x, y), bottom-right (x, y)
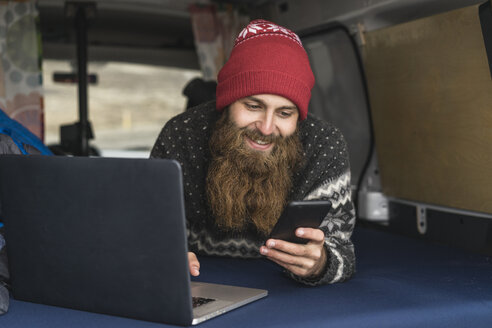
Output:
top-left (286, 115), bottom-right (356, 286)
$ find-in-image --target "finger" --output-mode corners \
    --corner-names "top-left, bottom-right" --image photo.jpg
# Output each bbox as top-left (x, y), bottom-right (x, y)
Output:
top-left (260, 245), bottom-right (315, 268)
top-left (265, 239), bottom-right (307, 257)
top-left (296, 227), bottom-right (325, 243)
top-left (265, 239), bottom-right (323, 261)
top-left (269, 257), bottom-right (310, 277)
top-left (188, 252), bottom-right (200, 276)
top-left (269, 251), bottom-right (326, 278)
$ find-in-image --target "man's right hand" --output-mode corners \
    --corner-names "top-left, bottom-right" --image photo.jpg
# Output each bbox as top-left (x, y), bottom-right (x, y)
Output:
top-left (188, 252), bottom-right (200, 276)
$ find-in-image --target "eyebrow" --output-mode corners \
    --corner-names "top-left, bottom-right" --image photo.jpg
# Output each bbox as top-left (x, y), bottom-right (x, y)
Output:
top-left (245, 96), bottom-right (298, 111)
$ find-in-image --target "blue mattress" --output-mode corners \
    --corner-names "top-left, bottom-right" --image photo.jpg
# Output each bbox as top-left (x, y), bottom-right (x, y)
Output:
top-left (1, 226), bottom-right (492, 327)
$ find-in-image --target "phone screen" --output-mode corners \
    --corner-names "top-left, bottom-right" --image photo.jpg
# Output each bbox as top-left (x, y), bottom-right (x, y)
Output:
top-left (268, 200), bottom-right (331, 244)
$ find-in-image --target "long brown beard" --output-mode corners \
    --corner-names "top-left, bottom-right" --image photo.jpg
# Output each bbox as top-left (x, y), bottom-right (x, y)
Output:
top-left (206, 111), bottom-right (303, 236)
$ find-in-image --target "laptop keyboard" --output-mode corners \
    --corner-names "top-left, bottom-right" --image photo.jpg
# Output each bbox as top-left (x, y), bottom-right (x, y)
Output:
top-left (192, 296), bottom-right (216, 308)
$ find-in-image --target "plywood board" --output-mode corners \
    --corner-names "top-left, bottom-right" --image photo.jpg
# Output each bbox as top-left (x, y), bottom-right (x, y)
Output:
top-left (364, 4), bottom-right (492, 213)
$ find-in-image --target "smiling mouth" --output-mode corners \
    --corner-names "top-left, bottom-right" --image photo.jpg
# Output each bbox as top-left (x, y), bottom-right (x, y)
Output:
top-left (255, 139), bottom-right (270, 145)
top-left (241, 128), bottom-right (278, 152)
top-left (245, 136), bottom-right (274, 151)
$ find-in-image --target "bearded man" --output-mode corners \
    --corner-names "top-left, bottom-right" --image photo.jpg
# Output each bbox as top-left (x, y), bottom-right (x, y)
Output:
top-left (150, 20), bottom-right (355, 286)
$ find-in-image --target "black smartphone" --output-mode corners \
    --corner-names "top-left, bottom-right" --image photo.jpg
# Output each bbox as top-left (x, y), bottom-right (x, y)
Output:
top-left (268, 200), bottom-right (332, 244)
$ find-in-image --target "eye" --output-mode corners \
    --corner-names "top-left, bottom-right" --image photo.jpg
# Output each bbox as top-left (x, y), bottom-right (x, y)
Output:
top-left (245, 102), bottom-right (261, 110)
top-left (278, 110), bottom-right (294, 118)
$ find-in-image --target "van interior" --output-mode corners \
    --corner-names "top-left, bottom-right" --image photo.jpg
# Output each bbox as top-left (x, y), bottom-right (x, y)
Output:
top-left (24, 0), bottom-right (491, 253)
top-left (1, 0), bottom-right (492, 325)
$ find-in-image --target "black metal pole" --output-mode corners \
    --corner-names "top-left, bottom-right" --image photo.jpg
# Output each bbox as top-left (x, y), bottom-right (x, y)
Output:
top-left (75, 5), bottom-right (89, 156)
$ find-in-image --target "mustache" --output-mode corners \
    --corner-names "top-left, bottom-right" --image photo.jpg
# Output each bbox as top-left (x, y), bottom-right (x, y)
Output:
top-left (241, 128), bottom-right (281, 144)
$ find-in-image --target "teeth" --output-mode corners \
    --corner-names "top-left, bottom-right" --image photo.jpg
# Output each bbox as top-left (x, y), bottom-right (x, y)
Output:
top-left (255, 140), bottom-right (270, 145)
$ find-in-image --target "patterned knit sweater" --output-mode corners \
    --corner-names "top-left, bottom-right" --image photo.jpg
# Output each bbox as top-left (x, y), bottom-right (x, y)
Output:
top-left (150, 101), bottom-right (355, 286)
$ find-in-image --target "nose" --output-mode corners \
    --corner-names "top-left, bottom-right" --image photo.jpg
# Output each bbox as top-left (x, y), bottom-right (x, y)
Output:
top-left (256, 112), bottom-right (275, 136)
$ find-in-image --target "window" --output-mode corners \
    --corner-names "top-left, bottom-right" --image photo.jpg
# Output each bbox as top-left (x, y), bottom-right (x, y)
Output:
top-left (43, 60), bottom-right (201, 157)
top-left (302, 27), bottom-right (372, 187)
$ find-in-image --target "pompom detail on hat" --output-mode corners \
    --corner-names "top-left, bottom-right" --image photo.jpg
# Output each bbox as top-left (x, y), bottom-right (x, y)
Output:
top-left (216, 19), bottom-right (315, 120)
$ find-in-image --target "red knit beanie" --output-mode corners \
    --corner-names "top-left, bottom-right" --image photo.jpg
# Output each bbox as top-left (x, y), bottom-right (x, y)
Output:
top-left (216, 19), bottom-right (315, 120)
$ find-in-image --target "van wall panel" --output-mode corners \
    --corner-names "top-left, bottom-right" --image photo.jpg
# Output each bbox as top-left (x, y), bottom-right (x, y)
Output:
top-left (364, 4), bottom-right (492, 213)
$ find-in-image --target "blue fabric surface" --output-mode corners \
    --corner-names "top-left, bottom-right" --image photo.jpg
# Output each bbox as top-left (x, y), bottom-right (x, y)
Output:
top-left (1, 226), bottom-right (492, 327)
top-left (0, 109), bottom-right (53, 156)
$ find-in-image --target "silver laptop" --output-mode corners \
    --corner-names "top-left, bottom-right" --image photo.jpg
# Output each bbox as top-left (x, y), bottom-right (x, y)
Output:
top-left (0, 155), bottom-right (267, 326)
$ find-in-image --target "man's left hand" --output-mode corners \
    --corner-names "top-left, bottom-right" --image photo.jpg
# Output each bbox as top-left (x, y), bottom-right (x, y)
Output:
top-left (260, 227), bottom-right (327, 278)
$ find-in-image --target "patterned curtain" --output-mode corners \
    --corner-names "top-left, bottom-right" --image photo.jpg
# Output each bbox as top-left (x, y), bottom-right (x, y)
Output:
top-left (0, 0), bottom-right (44, 140)
top-left (189, 4), bottom-right (249, 81)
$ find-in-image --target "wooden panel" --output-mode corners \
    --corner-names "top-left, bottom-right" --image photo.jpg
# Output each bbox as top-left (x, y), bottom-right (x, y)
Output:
top-left (364, 4), bottom-right (492, 213)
